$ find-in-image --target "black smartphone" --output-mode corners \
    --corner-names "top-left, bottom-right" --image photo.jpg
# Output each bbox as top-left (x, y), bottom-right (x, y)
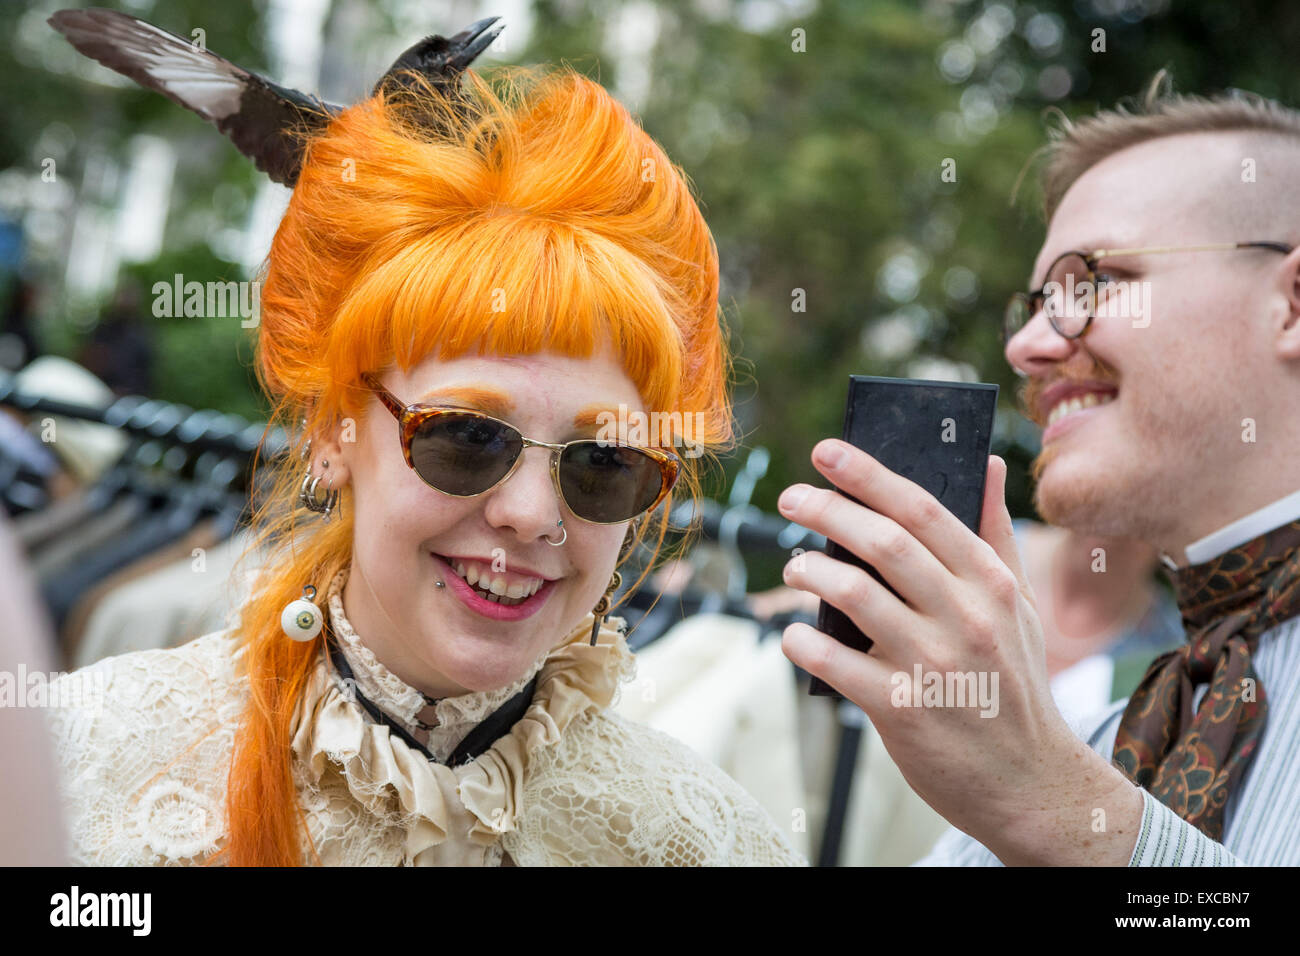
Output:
top-left (808, 375), bottom-right (999, 697)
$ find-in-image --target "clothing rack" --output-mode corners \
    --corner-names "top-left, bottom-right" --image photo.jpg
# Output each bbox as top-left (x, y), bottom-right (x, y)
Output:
top-left (669, 495), bottom-right (827, 553)
top-left (623, 448), bottom-right (865, 867)
top-left (616, 443), bottom-right (826, 651)
top-left (0, 377), bottom-right (293, 646)
top-left (0, 374), bottom-right (289, 461)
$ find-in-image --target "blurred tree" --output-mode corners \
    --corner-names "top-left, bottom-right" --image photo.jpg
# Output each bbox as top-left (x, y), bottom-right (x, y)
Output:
top-left (2, 0), bottom-right (268, 419)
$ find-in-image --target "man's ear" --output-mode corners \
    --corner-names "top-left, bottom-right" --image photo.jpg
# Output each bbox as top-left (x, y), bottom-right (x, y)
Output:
top-left (1276, 246), bottom-right (1300, 358)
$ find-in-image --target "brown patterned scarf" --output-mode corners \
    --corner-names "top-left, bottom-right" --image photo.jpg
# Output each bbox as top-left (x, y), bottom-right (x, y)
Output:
top-left (1111, 518), bottom-right (1300, 840)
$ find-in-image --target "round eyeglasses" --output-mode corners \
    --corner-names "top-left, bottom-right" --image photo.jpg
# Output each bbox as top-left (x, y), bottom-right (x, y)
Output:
top-left (1003, 241), bottom-right (1294, 346)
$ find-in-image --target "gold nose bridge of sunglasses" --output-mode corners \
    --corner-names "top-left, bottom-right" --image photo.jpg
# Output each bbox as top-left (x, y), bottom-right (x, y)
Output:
top-left (495, 439), bottom-right (568, 498)
top-left (468, 435), bottom-right (673, 526)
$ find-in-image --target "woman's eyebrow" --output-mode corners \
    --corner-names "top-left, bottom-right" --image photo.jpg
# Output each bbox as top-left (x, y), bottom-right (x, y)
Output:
top-left (415, 390), bottom-right (622, 432)
top-left (417, 386), bottom-right (513, 418)
top-left (572, 405), bottom-right (622, 430)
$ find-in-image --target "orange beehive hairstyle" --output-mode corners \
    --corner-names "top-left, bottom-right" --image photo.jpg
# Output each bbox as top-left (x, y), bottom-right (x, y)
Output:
top-left (219, 65), bottom-right (735, 865)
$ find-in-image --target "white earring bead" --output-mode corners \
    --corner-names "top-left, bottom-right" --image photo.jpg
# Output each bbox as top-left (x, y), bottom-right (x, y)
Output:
top-left (281, 585), bottom-right (323, 641)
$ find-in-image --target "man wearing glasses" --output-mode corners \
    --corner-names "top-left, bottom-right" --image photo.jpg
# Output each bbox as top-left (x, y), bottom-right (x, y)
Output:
top-left (776, 75), bottom-right (1300, 865)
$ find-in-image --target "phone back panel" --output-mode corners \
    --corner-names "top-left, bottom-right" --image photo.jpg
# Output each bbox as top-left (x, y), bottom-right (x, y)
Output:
top-left (809, 376), bottom-right (999, 697)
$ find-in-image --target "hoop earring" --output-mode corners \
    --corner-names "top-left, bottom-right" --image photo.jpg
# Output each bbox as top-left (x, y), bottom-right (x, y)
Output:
top-left (545, 519), bottom-right (566, 546)
top-left (299, 460), bottom-right (340, 520)
top-left (321, 471), bottom-right (341, 522)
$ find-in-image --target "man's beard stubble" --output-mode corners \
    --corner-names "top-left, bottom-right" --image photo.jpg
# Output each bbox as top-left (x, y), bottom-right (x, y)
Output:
top-left (1017, 352), bottom-right (1130, 533)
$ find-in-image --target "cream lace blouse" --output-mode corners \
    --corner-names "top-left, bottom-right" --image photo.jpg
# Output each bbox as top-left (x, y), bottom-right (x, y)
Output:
top-left (46, 568), bottom-right (806, 866)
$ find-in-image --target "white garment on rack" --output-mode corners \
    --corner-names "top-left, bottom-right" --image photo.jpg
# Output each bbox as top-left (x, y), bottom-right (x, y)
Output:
top-left (14, 357), bottom-right (127, 484)
top-left (841, 717), bottom-right (950, 866)
top-left (614, 613), bottom-right (809, 859)
top-left (73, 529), bottom-right (261, 668)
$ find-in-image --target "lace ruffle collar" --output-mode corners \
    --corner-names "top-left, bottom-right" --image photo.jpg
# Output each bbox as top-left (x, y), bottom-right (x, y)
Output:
top-left (324, 569), bottom-right (550, 761)
top-left (290, 567), bottom-right (635, 865)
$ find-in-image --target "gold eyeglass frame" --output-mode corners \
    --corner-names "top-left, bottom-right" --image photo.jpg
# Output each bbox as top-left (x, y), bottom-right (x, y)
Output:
top-left (1003, 240), bottom-right (1295, 345)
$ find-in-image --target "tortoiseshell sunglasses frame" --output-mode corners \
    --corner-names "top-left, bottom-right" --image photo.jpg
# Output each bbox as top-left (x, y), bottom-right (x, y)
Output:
top-left (362, 372), bottom-right (682, 524)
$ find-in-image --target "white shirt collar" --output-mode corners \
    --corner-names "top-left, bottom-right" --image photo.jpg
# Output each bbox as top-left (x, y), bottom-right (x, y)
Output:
top-left (1182, 488), bottom-right (1300, 565)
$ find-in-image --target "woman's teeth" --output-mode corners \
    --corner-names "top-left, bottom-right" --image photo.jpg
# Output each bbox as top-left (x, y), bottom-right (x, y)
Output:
top-left (1047, 391), bottom-right (1115, 428)
top-left (449, 559), bottom-right (544, 606)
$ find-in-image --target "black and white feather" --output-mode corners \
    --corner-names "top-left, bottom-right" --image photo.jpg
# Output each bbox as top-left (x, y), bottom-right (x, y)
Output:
top-left (48, 8), bottom-right (504, 187)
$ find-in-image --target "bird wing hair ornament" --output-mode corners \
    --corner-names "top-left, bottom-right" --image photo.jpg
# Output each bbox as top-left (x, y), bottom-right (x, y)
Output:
top-left (48, 7), bottom-right (504, 186)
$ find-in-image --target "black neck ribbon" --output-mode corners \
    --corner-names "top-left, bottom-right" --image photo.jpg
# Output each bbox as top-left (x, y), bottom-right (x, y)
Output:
top-left (326, 634), bottom-right (538, 768)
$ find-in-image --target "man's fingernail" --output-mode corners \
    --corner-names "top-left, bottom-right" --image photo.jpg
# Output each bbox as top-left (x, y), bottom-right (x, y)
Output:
top-left (780, 485), bottom-right (809, 512)
top-left (816, 442), bottom-right (845, 468)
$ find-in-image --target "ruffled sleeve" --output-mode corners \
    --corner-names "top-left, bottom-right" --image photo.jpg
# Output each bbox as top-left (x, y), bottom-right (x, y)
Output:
top-left (46, 629), bottom-right (246, 866)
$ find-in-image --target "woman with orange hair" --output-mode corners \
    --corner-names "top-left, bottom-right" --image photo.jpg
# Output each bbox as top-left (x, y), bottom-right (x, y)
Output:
top-left (44, 11), bottom-right (804, 866)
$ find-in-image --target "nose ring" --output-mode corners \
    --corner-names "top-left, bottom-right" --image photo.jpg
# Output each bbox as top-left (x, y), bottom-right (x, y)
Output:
top-left (545, 519), bottom-right (566, 546)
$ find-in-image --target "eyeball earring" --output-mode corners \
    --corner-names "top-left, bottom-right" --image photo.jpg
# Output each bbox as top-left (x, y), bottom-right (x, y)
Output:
top-left (281, 585), bottom-right (324, 641)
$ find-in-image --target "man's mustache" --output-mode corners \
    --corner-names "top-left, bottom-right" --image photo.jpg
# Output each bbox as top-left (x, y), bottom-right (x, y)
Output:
top-left (1018, 355), bottom-right (1121, 427)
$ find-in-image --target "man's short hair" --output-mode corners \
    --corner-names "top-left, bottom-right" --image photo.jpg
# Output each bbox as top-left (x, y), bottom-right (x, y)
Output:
top-left (1030, 71), bottom-right (1300, 221)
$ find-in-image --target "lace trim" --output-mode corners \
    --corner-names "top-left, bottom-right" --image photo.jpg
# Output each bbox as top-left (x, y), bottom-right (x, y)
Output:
top-left (325, 569), bottom-right (549, 759)
top-left (290, 604), bottom-right (635, 865)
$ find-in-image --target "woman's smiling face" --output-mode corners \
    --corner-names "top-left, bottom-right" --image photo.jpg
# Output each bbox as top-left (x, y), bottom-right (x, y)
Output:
top-left (327, 344), bottom-right (644, 698)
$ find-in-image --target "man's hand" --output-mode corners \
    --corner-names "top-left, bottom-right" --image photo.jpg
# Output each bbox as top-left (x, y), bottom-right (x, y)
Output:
top-left (776, 438), bottom-right (1145, 865)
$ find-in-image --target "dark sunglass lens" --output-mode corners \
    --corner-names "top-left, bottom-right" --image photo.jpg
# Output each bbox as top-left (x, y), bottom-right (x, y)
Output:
top-left (559, 443), bottom-right (666, 522)
top-left (409, 413), bottom-right (521, 495)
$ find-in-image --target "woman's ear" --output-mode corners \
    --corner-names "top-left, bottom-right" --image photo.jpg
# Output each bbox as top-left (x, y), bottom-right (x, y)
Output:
top-left (308, 419), bottom-right (353, 491)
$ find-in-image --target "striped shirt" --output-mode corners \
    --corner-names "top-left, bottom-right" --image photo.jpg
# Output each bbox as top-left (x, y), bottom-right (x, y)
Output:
top-left (915, 617), bottom-right (1300, 865)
